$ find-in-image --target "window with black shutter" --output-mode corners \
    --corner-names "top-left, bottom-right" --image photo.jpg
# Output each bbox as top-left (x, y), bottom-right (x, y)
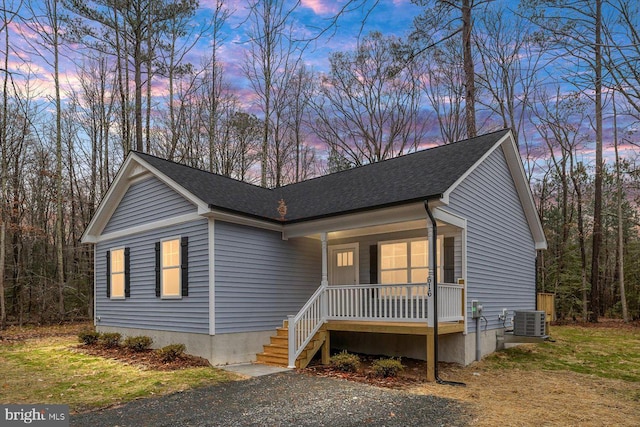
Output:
top-left (156, 237), bottom-right (188, 298)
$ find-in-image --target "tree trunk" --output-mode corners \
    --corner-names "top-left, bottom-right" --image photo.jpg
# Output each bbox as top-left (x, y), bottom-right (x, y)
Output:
top-left (589, 0), bottom-right (603, 323)
top-left (0, 4), bottom-right (10, 329)
top-left (462, 0), bottom-right (476, 138)
top-left (612, 92), bottom-right (628, 322)
top-left (53, 0), bottom-right (65, 320)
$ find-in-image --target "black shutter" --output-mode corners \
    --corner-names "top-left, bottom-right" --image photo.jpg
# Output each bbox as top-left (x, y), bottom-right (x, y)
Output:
top-left (155, 242), bottom-right (161, 297)
top-left (181, 236), bottom-right (189, 297)
top-left (444, 237), bottom-right (455, 283)
top-left (369, 245), bottom-right (378, 284)
top-left (124, 247), bottom-right (131, 297)
top-left (106, 250), bottom-right (111, 298)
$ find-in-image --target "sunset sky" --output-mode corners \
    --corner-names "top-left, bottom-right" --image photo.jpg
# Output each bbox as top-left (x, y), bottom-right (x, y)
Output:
top-left (5, 0), bottom-right (638, 167)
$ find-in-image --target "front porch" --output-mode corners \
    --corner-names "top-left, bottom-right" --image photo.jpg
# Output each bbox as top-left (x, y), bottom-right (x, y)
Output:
top-left (256, 204), bottom-right (469, 381)
top-left (256, 281), bottom-right (465, 381)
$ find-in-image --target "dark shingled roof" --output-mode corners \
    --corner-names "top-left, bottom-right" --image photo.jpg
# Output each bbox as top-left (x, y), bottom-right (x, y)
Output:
top-left (135, 129), bottom-right (509, 224)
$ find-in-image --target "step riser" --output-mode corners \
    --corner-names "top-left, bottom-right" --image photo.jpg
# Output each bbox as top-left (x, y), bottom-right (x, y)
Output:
top-left (264, 345), bottom-right (288, 355)
top-left (256, 323), bottom-right (326, 369)
top-left (270, 336), bottom-right (288, 346)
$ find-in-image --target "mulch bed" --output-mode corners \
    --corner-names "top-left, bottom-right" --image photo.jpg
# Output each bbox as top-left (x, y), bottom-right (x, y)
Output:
top-left (74, 344), bottom-right (211, 371)
top-left (300, 354), bottom-right (431, 389)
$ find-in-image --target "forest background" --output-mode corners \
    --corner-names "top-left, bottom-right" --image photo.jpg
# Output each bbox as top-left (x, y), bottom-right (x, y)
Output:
top-left (0, 0), bottom-right (638, 327)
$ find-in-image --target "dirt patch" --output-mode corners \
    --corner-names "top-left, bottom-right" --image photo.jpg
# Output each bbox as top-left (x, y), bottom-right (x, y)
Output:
top-left (0, 321), bottom-right (89, 343)
top-left (75, 344), bottom-right (211, 371)
top-left (411, 362), bottom-right (640, 427)
top-left (305, 357), bottom-right (640, 426)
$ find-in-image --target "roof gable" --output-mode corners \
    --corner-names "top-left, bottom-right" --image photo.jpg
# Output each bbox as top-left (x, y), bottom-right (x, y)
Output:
top-left (82, 129), bottom-right (545, 249)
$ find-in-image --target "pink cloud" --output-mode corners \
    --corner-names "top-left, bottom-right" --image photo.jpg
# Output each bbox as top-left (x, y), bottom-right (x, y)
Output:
top-left (301, 0), bottom-right (335, 15)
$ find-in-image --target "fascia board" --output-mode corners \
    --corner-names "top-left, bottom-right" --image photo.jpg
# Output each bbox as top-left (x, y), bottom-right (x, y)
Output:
top-left (81, 152), bottom-right (211, 244)
top-left (500, 134), bottom-right (548, 250)
top-left (440, 132), bottom-right (509, 205)
top-left (81, 154), bottom-right (138, 243)
top-left (440, 131), bottom-right (547, 251)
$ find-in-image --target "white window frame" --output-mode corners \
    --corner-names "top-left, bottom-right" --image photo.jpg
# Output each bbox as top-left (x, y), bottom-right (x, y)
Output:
top-left (161, 236), bottom-right (182, 299)
top-left (110, 247), bottom-right (126, 300)
top-left (378, 237), bottom-right (443, 285)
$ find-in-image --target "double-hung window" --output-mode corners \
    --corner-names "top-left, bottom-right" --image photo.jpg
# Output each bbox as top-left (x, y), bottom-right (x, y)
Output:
top-left (161, 238), bottom-right (181, 298)
top-left (155, 236), bottom-right (188, 298)
top-left (379, 238), bottom-right (442, 285)
top-left (107, 247), bottom-right (129, 299)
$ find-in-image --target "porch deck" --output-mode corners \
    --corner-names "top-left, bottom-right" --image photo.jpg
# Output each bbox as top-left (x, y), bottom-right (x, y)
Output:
top-left (324, 319), bottom-right (464, 335)
top-left (256, 282), bottom-right (466, 381)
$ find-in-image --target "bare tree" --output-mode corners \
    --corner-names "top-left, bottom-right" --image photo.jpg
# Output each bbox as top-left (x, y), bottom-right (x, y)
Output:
top-left (22, 0), bottom-right (67, 319)
top-left (72, 56), bottom-right (117, 205)
top-left (243, 0), bottom-right (304, 187)
top-left (284, 65), bottom-right (314, 183)
top-left (418, 37), bottom-right (467, 144)
top-left (0, 0), bottom-right (23, 328)
top-left (312, 32), bottom-right (425, 166)
top-left (64, 0), bottom-right (198, 152)
top-left (202, 0), bottom-right (232, 173)
top-left (525, 0), bottom-right (607, 322)
top-left (611, 91), bottom-right (629, 322)
top-left (532, 87), bottom-right (590, 319)
top-left (412, 0), bottom-right (492, 138)
top-left (604, 0), bottom-right (640, 122)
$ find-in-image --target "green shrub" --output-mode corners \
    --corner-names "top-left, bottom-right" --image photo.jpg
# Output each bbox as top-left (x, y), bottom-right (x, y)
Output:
top-left (99, 332), bottom-right (121, 348)
top-left (78, 330), bottom-right (100, 346)
top-left (157, 344), bottom-right (186, 363)
top-left (123, 335), bottom-right (153, 352)
top-left (329, 351), bottom-right (360, 372)
top-left (371, 358), bottom-right (404, 378)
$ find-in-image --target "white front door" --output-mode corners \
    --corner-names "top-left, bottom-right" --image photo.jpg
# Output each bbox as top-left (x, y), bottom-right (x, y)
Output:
top-left (329, 243), bottom-right (359, 286)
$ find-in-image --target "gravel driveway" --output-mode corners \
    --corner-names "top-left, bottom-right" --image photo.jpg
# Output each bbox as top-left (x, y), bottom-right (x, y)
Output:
top-left (71, 372), bottom-right (470, 427)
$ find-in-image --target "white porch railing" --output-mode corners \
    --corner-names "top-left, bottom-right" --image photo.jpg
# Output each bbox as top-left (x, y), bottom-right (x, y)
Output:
top-left (438, 282), bottom-right (465, 322)
top-left (287, 282), bottom-right (464, 368)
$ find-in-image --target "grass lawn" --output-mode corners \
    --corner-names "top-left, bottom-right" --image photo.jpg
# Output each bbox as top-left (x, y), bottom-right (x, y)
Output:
top-left (0, 324), bottom-right (236, 413)
top-left (487, 322), bottom-right (640, 384)
top-left (413, 321), bottom-right (640, 426)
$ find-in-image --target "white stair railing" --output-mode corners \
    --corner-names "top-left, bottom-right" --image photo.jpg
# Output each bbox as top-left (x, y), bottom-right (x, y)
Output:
top-left (288, 284), bottom-right (327, 368)
top-left (287, 282), bottom-right (464, 368)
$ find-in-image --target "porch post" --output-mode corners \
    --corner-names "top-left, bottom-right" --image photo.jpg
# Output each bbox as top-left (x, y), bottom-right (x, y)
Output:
top-left (321, 232), bottom-right (329, 286)
top-left (427, 225), bottom-right (435, 328)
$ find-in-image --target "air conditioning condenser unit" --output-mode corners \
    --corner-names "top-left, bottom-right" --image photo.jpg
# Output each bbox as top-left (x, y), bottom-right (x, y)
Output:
top-left (513, 310), bottom-right (546, 337)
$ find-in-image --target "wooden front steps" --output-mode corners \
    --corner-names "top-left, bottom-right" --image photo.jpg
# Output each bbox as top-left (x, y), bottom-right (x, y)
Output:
top-left (256, 322), bottom-right (327, 369)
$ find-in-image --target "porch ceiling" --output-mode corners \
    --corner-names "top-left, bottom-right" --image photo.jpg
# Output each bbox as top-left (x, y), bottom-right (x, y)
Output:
top-left (283, 202), bottom-right (462, 240)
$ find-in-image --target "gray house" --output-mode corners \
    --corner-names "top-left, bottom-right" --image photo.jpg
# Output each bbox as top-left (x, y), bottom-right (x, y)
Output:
top-left (81, 129), bottom-right (546, 380)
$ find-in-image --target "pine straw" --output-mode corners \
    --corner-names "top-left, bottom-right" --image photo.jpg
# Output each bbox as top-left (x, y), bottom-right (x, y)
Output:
top-left (410, 362), bottom-right (640, 427)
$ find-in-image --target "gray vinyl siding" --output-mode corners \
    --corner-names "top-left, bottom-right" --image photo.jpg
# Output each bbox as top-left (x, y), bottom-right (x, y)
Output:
top-left (214, 221), bottom-right (321, 333)
top-left (95, 218), bottom-right (209, 334)
top-left (446, 146), bottom-right (536, 332)
top-left (330, 229), bottom-right (462, 285)
top-left (103, 176), bottom-right (196, 234)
